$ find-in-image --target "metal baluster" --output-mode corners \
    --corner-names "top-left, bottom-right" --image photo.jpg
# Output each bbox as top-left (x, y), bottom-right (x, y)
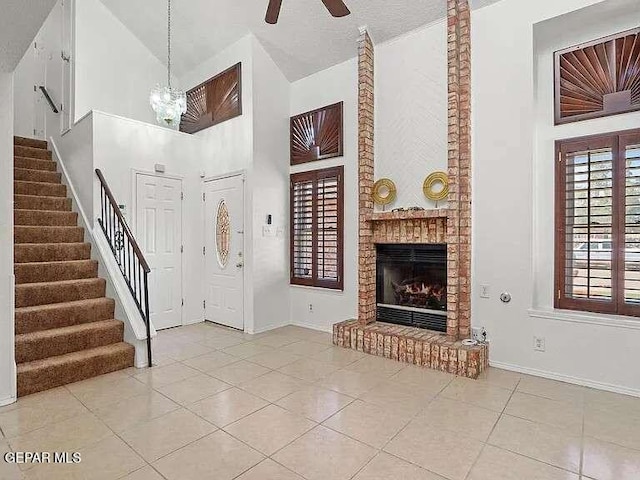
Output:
top-left (144, 270), bottom-right (151, 367)
top-left (138, 257), bottom-right (142, 307)
top-left (95, 169), bottom-right (152, 368)
top-left (119, 218), bottom-right (124, 267)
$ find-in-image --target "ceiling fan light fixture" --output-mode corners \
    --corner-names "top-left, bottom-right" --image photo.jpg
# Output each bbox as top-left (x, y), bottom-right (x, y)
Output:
top-left (265, 0), bottom-right (283, 24)
top-left (265, 0), bottom-right (350, 24)
top-left (321, 0), bottom-right (351, 17)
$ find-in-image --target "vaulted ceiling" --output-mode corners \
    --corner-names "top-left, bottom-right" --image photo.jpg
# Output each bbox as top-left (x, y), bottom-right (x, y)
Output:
top-left (0, 0), bottom-right (57, 72)
top-left (99, 0), bottom-right (500, 81)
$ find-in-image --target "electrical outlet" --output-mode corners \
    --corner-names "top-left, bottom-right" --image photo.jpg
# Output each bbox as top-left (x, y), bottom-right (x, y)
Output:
top-left (480, 285), bottom-right (490, 299)
top-left (309, 304), bottom-right (313, 313)
top-left (533, 336), bottom-right (546, 352)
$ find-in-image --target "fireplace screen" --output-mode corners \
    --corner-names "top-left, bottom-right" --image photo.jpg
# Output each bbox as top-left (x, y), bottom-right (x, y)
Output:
top-left (376, 244), bottom-right (447, 332)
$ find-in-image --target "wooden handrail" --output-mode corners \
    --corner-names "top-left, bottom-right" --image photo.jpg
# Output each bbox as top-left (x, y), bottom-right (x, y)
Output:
top-left (95, 169), bottom-right (150, 273)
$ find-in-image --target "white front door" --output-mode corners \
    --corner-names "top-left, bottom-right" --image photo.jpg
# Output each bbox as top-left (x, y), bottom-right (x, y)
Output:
top-left (204, 175), bottom-right (244, 330)
top-left (135, 173), bottom-right (183, 330)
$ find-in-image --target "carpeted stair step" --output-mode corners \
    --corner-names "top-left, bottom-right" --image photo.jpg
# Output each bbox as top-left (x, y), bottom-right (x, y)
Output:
top-left (15, 243), bottom-right (91, 263)
top-left (11, 137), bottom-right (136, 397)
top-left (15, 320), bottom-right (125, 363)
top-left (14, 167), bottom-right (61, 184)
top-left (14, 209), bottom-right (78, 227)
top-left (14, 145), bottom-right (52, 160)
top-left (14, 156), bottom-right (56, 172)
top-left (15, 298), bottom-right (115, 334)
top-left (15, 260), bottom-right (98, 284)
top-left (15, 278), bottom-right (106, 308)
top-left (14, 136), bottom-right (47, 149)
top-left (17, 342), bottom-right (135, 397)
top-left (15, 180), bottom-right (66, 197)
top-left (14, 194), bottom-right (71, 212)
top-left (15, 226), bottom-right (84, 244)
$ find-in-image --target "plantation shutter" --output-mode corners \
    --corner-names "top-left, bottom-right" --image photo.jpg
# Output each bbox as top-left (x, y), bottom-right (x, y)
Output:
top-left (290, 166), bottom-right (344, 290)
top-left (555, 129), bottom-right (640, 317)
top-left (291, 175), bottom-right (314, 284)
top-left (620, 131), bottom-right (640, 315)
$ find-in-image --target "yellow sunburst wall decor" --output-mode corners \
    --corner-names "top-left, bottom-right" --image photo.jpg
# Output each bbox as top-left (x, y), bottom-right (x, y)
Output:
top-left (372, 178), bottom-right (397, 207)
top-left (423, 171), bottom-right (449, 202)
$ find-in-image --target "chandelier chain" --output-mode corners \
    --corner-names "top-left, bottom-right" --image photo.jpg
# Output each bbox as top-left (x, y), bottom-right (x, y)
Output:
top-left (167, 0), bottom-right (172, 88)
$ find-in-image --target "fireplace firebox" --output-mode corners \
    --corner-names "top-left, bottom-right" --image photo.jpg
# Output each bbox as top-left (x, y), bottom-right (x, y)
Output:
top-left (376, 244), bottom-right (447, 332)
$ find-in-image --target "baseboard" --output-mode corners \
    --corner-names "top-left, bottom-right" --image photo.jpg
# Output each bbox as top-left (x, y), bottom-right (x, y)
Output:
top-left (249, 320), bottom-right (292, 335)
top-left (490, 360), bottom-right (640, 398)
top-left (183, 318), bottom-right (205, 327)
top-left (0, 395), bottom-right (16, 407)
top-left (290, 321), bottom-right (333, 334)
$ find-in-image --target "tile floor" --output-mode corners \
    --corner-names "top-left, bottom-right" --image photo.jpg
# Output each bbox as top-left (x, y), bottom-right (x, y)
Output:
top-left (1, 322), bottom-right (640, 479)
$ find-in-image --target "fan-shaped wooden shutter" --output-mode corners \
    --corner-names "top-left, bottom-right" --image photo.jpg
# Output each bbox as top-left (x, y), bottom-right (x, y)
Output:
top-left (554, 28), bottom-right (640, 125)
top-left (290, 102), bottom-right (343, 165)
top-left (180, 63), bottom-right (242, 134)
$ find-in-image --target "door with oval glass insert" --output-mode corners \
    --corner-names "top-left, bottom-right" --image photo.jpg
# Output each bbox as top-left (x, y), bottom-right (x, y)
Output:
top-left (204, 174), bottom-right (244, 330)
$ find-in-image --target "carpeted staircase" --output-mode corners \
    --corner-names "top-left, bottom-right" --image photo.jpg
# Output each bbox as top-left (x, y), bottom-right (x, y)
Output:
top-left (13, 136), bottom-right (135, 397)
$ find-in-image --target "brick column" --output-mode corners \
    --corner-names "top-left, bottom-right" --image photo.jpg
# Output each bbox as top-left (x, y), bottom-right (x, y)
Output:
top-left (447, 0), bottom-right (472, 339)
top-left (358, 28), bottom-right (376, 325)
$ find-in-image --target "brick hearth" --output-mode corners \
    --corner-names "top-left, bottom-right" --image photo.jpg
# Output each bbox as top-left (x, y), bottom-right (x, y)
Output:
top-left (334, 1), bottom-right (487, 377)
top-left (333, 320), bottom-right (488, 379)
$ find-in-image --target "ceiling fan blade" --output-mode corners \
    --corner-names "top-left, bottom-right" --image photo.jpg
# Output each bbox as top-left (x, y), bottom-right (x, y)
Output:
top-left (320, 0), bottom-right (351, 17)
top-left (265, 0), bottom-right (283, 24)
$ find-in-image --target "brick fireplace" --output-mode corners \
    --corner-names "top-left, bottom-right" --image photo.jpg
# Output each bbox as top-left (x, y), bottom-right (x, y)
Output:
top-left (333, 1), bottom-right (488, 379)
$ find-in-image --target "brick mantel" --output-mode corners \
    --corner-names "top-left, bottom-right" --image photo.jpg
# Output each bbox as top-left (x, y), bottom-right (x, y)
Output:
top-left (354, 2), bottom-right (472, 342)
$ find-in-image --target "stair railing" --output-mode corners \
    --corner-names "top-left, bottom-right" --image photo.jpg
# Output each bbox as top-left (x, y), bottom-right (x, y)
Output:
top-left (95, 169), bottom-right (152, 367)
top-left (39, 86), bottom-right (60, 114)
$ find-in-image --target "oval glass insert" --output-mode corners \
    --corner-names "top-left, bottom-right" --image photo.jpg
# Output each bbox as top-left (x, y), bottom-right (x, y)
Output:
top-left (215, 200), bottom-right (231, 268)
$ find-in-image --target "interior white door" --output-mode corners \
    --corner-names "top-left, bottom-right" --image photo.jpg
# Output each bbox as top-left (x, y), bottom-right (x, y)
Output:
top-left (33, 42), bottom-right (47, 139)
top-left (204, 175), bottom-right (244, 330)
top-left (61, 0), bottom-right (73, 133)
top-left (136, 174), bottom-right (183, 330)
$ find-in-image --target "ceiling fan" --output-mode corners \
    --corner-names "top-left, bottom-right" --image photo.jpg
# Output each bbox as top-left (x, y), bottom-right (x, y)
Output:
top-left (265, 0), bottom-right (351, 24)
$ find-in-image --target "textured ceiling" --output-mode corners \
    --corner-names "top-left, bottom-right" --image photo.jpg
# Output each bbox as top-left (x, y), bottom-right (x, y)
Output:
top-left (0, 0), bottom-right (57, 72)
top-left (99, 0), bottom-right (495, 81)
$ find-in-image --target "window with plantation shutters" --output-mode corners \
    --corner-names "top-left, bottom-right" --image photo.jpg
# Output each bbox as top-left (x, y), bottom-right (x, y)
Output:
top-left (555, 128), bottom-right (640, 317)
top-left (290, 166), bottom-right (344, 290)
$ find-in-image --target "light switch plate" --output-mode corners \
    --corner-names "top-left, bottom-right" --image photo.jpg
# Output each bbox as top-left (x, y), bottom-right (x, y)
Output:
top-left (262, 226), bottom-right (275, 237)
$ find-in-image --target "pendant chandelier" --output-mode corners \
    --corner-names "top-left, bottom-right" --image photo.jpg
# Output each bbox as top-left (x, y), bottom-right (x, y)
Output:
top-left (150, 0), bottom-right (186, 129)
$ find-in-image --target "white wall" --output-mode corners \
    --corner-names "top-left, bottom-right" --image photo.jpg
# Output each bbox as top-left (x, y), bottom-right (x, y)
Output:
top-left (375, 20), bottom-right (448, 211)
top-left (178, 36), bottom-right (254, 177)
top-left (472, 0), bottom-right (640, 395)
top-left (13, 45), bottom-right (35, 139)
top-left (0, 73), bottom-right (16, 405)
top-left (74, 0), bottom-right (168, 125)
top-left (92, 111), bottom-right (210, 326)
top-left (251, 37), bottom-right (291, 333)
top-left (289, 58), bottom-right (359, 332)
top-left (533, 0), bottom-right (640, 311)
top-left (177, 35), bottom-right (258, 332)
top-left (13, 0), bottom-right (63, 140)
